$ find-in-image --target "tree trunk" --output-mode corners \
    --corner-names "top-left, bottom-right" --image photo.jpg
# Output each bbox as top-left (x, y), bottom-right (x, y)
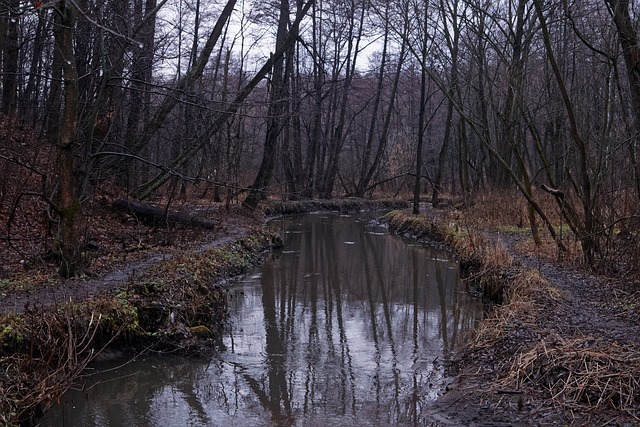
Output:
top-left (24, 15), bottom-right (48, 123)
top-left (302, 0), bottom-right (323, 198)
top-left (243, 0), bottom-right (291, 210)
top-left (281, 23), bottom-right (299, 200)
top-left (413, 2), bottom-right (431, 214)
top-left (432, 0), bottom-right (461, 206)
top-left (534, 0), bottom-right (597, 264)
top-left (55, 1), bottom-right (82, 277)
top-left (606, 0), bottom-right (640, 201)
top-left (318, 0), bottom-right (366, 198)
top-left (358, 35), bottom-right (407, 198)
top-left (355, 4), bottom-right (389, 197)
top-left (1, 0), bottom-right (19, 116)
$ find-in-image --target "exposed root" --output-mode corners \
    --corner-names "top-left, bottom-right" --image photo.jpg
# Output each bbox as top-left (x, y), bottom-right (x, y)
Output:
top-left (0, 303), bottom-right (124, 425)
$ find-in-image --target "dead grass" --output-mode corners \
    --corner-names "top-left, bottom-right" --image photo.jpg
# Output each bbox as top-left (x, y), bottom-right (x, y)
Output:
top-left (470, 269), bottom-right (561, 349)
top-left (514, 235), bottom-right (584, 265)
top-left (460, 190), bottom-right (589, 265)
top-left (0, 303), bottom-right (125, 425)
top-left (464, 190), bottom-right (531, 229)
top-left (467, 189), bottom-right (640, 275)
top-left (501, 337), bottom-right (640, 417)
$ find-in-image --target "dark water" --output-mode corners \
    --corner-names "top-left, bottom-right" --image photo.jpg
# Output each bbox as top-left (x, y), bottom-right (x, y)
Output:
top-left (42, 212), bottom-right (482, 426)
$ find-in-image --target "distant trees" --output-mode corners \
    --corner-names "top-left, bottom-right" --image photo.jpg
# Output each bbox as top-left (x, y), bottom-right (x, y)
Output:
top-left (2, 0), bottom-right (640, 272)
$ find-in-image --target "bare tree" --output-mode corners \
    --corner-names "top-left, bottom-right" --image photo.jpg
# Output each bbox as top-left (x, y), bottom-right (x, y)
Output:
top-left (243, 0), bottom-right (293, 209)
top-left (1, 0), bottom-right (19, 115)
top-left (317, 0), bottom-right (367, 198)
top-left (54, 0), bottom-right (82, 276)
top-left (605, 0), bottom-right (640, 201)
top-left (133, 0), bottom-right (315, 200)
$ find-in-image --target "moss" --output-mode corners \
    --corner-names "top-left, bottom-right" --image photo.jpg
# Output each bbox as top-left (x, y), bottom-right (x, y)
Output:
top-left (0, 314), bottom-right (26, 351)
top-left (190, 325), bottom-right (213, 337)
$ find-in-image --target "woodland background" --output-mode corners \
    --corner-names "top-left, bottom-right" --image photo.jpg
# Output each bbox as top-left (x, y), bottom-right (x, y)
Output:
top-left (1, 0), bottom-right (640, 275)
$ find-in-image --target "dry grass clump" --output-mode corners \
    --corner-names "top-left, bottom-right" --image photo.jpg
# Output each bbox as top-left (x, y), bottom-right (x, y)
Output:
top-left (501, 336), bottom-right (640, 415)
top-left (470, 269), bottom-right (561, 349)
top-left (514, 235), bottom-right (584, 265)
top-left (463, 189), bottom-right (564, 230)
top-left (463, 190), bottom-right (530, 229)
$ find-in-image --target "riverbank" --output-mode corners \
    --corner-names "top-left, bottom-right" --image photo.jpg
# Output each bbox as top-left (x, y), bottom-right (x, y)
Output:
top-left (0, 228), bottom-right (281, 425)
top-left (384, 207), bottom-right (640, 426)
top-left (0, 198), bottom-right (408, 426)
top-left (4, 196), bottom-right (637, 425)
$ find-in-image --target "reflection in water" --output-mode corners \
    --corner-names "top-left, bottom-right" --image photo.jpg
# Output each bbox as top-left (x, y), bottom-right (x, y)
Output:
top-left (43, 212), bottom-right (482, 426)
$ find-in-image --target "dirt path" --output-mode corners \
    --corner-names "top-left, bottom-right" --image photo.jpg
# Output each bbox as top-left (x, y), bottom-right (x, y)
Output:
top-left (0, 224), bottom-right (251, 315)
top-left (515, 244), bottom-right (640, 347)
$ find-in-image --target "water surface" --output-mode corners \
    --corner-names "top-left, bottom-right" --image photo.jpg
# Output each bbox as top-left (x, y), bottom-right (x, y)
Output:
top-left (44, 212), bottom-right (482, 426)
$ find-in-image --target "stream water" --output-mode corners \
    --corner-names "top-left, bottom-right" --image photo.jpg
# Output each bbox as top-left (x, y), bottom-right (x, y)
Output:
top-left (42, 212), bottom-right (483, 426)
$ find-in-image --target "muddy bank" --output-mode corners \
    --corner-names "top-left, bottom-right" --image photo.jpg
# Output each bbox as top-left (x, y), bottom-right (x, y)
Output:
top-left (0, 228), bottom-right (281, 425)
top-left (384, 209), bottom-right (640, 426)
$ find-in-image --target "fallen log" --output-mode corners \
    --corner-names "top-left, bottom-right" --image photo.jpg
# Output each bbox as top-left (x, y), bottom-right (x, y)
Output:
top-left (112, 199), bottom-right (216, 229)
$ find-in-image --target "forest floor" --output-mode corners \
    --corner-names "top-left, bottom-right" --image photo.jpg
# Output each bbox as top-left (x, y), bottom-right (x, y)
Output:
top-left (1, 190), bottom-right (639, 425)
top-left (0, 199), bottom-right (261, 314)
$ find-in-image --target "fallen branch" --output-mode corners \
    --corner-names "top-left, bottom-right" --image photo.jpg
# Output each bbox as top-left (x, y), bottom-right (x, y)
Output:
top-left (112, 199), bottom-right (216, 229)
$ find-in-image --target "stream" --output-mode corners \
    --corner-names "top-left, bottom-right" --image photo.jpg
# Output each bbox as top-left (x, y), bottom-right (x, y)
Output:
top-left (42, 212), bottom-right (483, 426)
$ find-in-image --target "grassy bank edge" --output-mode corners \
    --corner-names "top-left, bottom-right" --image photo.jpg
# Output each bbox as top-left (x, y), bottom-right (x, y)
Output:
top-left (384, 209), bottom-right (562, 349)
